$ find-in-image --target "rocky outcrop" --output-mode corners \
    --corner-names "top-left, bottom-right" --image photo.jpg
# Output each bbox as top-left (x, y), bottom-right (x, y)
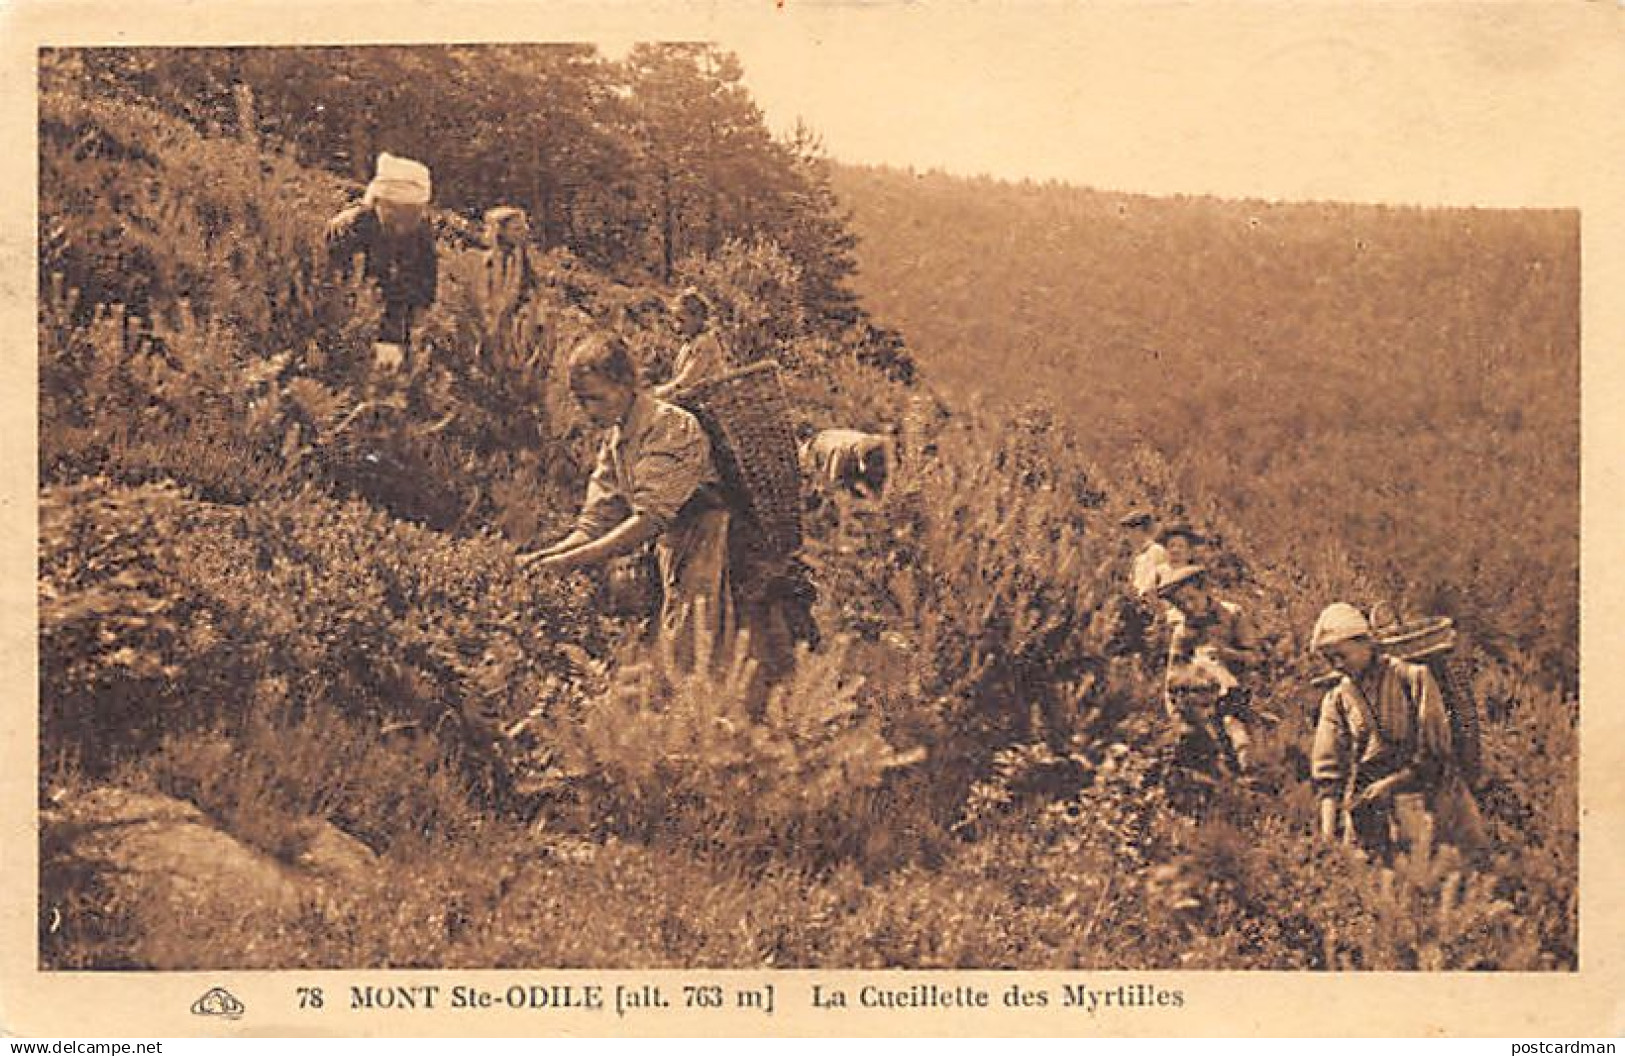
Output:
top-left (40, 786), bottom-right (376, 969)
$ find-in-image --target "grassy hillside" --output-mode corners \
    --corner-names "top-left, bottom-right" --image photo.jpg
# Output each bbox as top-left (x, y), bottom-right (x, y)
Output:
top-left (833, 165), bottom-right (1578, 682)
top-left (38, 68), bottom-right (1577, 973)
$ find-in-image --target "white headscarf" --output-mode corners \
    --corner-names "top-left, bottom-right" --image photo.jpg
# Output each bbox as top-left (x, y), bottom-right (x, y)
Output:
top-left (363, 153), bottom-right (432, 206)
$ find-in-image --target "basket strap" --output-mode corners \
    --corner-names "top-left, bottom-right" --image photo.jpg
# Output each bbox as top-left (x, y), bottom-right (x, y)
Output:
top-left (1343, 676), bottom-right (1386, 747)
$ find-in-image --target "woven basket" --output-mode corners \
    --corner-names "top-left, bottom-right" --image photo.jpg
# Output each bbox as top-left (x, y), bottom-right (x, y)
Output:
top-left (1376, 614), bottom-right (1482, 781)
top-left (676, 360), bottom-right (803, 562)
top-left (1375, 615), bottom-right (1458, 662)
top-left (1433, 649), bottom-right (1483, 781)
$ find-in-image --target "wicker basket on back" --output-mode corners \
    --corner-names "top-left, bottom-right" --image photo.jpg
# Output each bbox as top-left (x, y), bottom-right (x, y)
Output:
top-left (1371, 608), bottom-right (1482, 783)
top-left (675, 360), bottom-right (804, 569)
top-left (1310, 604), bottom-right (1482, 783)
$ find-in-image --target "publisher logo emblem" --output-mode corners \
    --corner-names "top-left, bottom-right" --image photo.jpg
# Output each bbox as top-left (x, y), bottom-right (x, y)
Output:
top-left (191, 987), bottom-right (245, 1020)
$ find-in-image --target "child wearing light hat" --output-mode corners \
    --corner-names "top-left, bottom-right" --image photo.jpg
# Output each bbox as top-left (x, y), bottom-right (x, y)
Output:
top-left (1158, 564), bottom-right (1263, 780)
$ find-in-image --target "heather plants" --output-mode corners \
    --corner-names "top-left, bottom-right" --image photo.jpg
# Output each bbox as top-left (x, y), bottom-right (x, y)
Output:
top-left (675, 239), bottom-right (809, 366)
top-left (37, 59), bottom-right (1577, 974)
top-left (39, 479), bottom-right (242, 771)
top-left (41, 477), bottom-right (612, 782)
top-left (877, 405), bottom-right (1123, 759)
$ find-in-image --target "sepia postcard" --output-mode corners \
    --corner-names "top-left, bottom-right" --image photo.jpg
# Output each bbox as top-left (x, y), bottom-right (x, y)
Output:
top-left (2, 0), bottom-right (1623, 1039)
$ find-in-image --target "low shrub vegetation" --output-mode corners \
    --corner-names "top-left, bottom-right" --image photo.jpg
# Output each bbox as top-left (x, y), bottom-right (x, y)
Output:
top-left (38, 54), bottom-right (1576, 972)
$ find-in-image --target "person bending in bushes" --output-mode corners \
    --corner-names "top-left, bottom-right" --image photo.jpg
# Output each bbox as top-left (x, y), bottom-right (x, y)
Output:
top-left (325, 152), bottom-right (438, 371)
top-left (653, 288), bottom-right (728, 399)
top-left (1308, 602), bottom-right (1485, 860)
top-left (799, 426), bottom-right (894, 501)
top-left (1157, 563), bottom-right (1264, 782)
top-left (519, 335), bottom-right (801, 694)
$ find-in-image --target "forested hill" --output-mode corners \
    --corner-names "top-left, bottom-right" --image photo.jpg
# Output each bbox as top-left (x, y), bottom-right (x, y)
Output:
top-left (46, 45), bottom-right (862, 327)
top-left (37, 47), bottom-right (1578, 975)
top-left (831, 164), bottom-right (1578, 677)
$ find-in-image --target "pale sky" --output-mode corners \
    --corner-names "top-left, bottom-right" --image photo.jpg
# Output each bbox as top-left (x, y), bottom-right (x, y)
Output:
top-left (9, 2), bottom-right (1618, 207)
top-left (703, 3), bottom-right (1623, 209)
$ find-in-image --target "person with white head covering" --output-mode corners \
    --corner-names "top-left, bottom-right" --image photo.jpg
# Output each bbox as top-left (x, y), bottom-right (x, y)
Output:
top-left (1308, 602), bottom-right (1484, 859)
top-left (326, 153), bottom-right (438, 368)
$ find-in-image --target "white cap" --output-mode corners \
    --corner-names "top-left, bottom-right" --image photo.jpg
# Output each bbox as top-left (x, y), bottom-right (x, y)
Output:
top-left (364, 153), bottom-right (431, 206)
top-left (1310, 602), bottom-right (1371, 650)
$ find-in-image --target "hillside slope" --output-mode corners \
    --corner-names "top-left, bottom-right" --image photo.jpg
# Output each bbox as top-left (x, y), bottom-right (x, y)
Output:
top-left (37, 63), bottom-right (1577, 974)
top-left (833, 164), bottom-right (1578, 677)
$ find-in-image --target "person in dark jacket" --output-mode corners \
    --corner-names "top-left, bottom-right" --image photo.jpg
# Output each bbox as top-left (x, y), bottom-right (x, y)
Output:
top-left (325, 153), bottom-right (438, 368)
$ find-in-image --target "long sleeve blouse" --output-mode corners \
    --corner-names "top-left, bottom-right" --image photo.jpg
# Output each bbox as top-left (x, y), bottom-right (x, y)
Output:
top-left (576, 393), bottom-right (719, 537)
top-left (1311, 656), bottom-right (1452, 796)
